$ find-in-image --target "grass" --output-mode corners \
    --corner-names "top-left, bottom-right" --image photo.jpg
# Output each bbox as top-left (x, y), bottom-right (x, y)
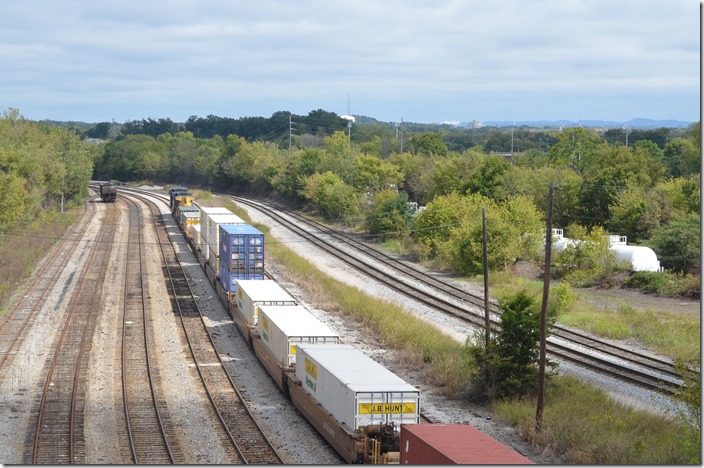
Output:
top-left (495, 375), bottom-right (695, 464)
top-left (0, 209), bottom-right (81, 314)
top-left (558, 305), bottom-right (700, 362)
top-left (488, 274), bottom-right (700, 363)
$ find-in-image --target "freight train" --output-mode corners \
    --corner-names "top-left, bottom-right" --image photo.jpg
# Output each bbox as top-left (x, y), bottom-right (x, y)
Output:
top-left (165, 186), bottom-right (532, 465)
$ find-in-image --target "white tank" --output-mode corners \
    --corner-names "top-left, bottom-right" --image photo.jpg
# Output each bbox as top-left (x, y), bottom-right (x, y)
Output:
top-left (610, 244), bottom-right (661, 272)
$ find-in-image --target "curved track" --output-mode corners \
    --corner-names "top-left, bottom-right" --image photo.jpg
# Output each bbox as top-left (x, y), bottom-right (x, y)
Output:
top-left (227, 195), bottom-right (689, 395)
top-left (123, 189), bottom-right (284, 464)
top-left (29, 194), bottom-right (117, 464)
top-left (119, 195), bottom-right (182, 464)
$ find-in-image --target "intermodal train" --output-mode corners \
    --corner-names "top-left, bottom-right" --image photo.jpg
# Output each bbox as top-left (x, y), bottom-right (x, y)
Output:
top-left (167, 187), bottom-right (533, 465)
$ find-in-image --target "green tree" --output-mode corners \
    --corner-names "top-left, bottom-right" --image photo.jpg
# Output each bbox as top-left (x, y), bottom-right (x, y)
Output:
top-left (649, 212), bottom-right (700, 275)
top-left (409, 132), bottom-right (448, 157)
top-left (365, 190), bottom-right (415, 238)
top-left (465, 290), bottom-right (544, 401)
top-left (547, 127), bottom-right (600, 174)
top-left (412, 191), bottom-right (475, 258)
top-left (351, 154), bottom-right (402, 194)
top-left (301, 171), bottom-right (360, 223)
top-left (439, 195), bottom-right (543, 275)
top-left (553, 224), bottom-right (617, 286)
top-left (388, 152), bottom-right (431, 203)
top-left (578, 143), bottom-right (661, 227)
top-left (271, 148), bottom-right (322, 201)
top-left (462, 155), bottom-right (511, 200)
top-left (663, 138), bottom-right (699, 178)
top-left (0, 172), bottom-right (27, 231)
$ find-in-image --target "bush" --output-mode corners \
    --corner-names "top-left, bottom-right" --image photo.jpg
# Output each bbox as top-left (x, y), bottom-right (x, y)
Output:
top-left (465, 289), bottom-right (549, 401)
top-left (626, 271), bottom-right (700, 299)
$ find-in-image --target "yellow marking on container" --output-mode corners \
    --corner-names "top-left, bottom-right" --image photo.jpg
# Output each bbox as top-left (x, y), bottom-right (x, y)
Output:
top-left (304, 357), bottom-right (318, 380)
top-left (261, 315), bottom-right (270, 331)
top-left (358, 402), bottom-right (417, 414)
top-left (290, 344), bottom-right (297, 355)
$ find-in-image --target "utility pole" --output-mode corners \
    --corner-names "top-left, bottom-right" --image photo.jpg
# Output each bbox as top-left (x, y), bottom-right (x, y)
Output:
top-left (482, 207), bottom-right (491, 386)
top-left (400, 118), bottom-right (404, 153)
top-left (288, 114), bottom-right (292, 156)
top-left (536, 183), bottom-right (554, 432)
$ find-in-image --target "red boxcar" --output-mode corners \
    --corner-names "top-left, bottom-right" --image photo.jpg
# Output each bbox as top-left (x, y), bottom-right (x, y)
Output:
top-left (400, 423), bottom-right (534, 465)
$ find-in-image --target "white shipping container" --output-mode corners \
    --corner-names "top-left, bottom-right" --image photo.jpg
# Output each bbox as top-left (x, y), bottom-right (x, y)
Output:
top-left (200, 207), bottom-right (232, 245)
top-left (235, 279), bottom-right (296, 326)
top-left (258, 305), bottom-right (340, 367)
top-left (295, 344), bottom-right (420, 431)
top-left (192, 224), bottom-right (201, 247)
top-left (208, 248), bottom-right (219, 272)
top-left (207, 213), bottom-right (246, 256)
top-left (180, 210), bottom-right (200, 228)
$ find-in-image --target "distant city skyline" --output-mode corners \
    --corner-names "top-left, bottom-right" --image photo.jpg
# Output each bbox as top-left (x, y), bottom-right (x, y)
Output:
top-left (1, 1), bottom-right (699, 124)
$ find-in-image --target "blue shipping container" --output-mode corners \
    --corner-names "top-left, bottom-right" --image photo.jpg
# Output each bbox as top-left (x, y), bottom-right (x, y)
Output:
top-left (219, 224), bottom-right (265, 275)
top-left (219, 261), bottom-right (265, 294)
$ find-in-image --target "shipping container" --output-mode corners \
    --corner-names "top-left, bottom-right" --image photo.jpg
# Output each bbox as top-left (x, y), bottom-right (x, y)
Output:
top-left (234, 279), bottom-right (295, 326)
top-left (206, 213), bottom-right (247, 257)
top-left (258, 305), bottom-right (340, 367)
top-left (179, 210), bottom-right (200, 229)
top-left (295, 344), bottom-right (420, 431)
top-left (219, 263), bottom-right (266, 296)
top-left (192, 224), bottom-right (201, 247)
top-left (199, 207), bottom-right (233, 245)
top-left (400, 423), bottom-right (533, 465)
top-left (219, 224), bottom-right (265, 274)
top-left (175, 205), bottom-right (198, 226)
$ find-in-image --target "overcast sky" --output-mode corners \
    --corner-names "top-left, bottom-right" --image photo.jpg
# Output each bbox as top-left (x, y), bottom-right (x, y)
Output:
top-left (1, 0), bottom-right (700, 124)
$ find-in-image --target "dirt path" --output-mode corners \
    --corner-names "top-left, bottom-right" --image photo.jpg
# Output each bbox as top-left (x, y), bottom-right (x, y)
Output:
top-left (576, 287), bottom-right (700, 320)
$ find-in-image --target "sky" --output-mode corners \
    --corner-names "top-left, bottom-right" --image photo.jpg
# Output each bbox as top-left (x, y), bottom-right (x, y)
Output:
top-left (1, 0), bottom-right (700, 124)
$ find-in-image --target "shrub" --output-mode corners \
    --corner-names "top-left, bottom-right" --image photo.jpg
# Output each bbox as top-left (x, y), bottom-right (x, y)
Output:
top-left (465, 290), bottom-right (549, 401)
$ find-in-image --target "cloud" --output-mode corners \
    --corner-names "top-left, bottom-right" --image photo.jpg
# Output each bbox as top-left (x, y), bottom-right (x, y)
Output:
top-left (0, 0), bottom-right (698, 122)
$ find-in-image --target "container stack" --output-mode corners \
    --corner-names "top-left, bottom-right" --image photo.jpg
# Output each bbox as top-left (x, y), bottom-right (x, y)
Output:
top-left (205, 213), bottom-right (246, 269)
top-left (219, 225), bottom-right (266, 296)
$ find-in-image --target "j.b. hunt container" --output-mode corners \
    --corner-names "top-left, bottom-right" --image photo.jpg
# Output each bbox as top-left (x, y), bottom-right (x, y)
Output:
top-left (295, 344), bottom-right (420, 431)
top-left (233, 280), bottom-right (296, 326)
top-left (257, 305), bottom-right (340, 367)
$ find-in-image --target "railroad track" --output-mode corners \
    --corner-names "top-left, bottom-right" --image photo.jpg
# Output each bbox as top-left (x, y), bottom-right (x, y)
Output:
top-left (0, 196), bottom-right (97, 371)
top-left (227, 196), bottom-right (689, 396)
top-left (29, 195), bottom-right (117, 464)
top-left (120, 196), bottom-right (183, 464)
top-left (125, 190), bottom-right (284, 464)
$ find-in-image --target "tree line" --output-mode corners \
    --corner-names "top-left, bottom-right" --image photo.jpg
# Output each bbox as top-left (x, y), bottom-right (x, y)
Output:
top-left (90, 113), bottom-right (700, 281)
top-left (0, 106), bottom-right (697, 283)
top-left (0, 109), bottom-right (96, 233)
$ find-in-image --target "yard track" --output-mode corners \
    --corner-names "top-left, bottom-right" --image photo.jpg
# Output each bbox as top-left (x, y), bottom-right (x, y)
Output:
top-left (228, 196), bottom-right (689, 396)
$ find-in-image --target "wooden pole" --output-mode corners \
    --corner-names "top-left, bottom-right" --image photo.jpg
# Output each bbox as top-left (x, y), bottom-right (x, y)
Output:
top-left (483, 208), bottom-right (490, 350)
top-left (536, 183), bottom-right (554, 432)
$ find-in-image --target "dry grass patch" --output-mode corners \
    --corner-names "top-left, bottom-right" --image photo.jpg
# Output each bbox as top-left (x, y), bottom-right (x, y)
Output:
top-left (0, 209), bottom-right (81, 313)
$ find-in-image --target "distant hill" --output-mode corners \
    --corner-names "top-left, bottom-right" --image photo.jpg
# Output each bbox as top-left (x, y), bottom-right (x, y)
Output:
top-left (475, 118), bottom-right (693, 129)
